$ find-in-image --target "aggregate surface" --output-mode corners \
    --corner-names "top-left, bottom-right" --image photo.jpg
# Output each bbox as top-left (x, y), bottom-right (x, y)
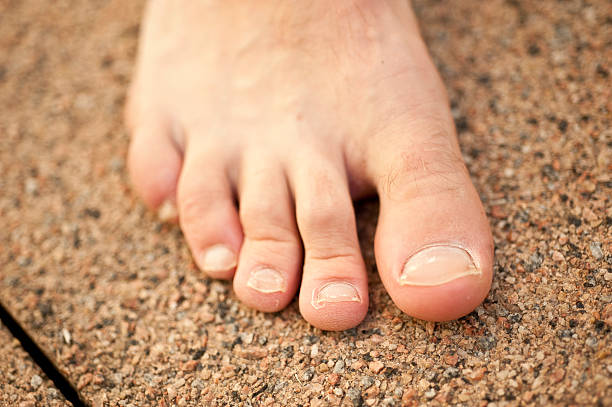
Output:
top-left (0, 321), bottom-right (68, 407)
top-left (0, 0), bottom-right (610, 406)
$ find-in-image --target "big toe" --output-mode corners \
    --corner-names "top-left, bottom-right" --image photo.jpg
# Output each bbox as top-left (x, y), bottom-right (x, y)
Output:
top-left (372, 130), bottom-right (493, 322)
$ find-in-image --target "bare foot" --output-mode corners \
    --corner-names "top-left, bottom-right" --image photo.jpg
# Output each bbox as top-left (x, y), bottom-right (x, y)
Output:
top-left (126, 0), bottom-right (493, 330)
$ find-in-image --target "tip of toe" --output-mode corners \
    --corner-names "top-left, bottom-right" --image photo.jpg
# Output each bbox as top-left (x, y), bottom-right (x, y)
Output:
top-left (398, 278), bottom-right (490, 321)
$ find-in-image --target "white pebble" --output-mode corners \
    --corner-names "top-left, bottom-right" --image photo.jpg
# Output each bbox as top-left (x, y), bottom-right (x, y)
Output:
top-left (30, 374), bottom-right (43, 390)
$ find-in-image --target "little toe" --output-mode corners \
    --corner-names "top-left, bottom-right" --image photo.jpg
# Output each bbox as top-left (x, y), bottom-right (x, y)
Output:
top-left (290, 155), bottom-right (369, 331)
top-left (127, 120), bottom-right (182, 221)
top-left (372, 130), bottom-right (493, 321)
top-left (177, 139), bottom-right (243, 280)
top-left (232, 150), bottom-right (303, 312)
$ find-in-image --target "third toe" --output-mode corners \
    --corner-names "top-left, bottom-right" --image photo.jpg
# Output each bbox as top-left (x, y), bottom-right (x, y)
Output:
top-left (232, 151), bottom-right (303, 312)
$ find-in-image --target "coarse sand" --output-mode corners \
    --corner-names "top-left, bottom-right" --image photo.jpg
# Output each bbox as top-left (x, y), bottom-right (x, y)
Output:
top-left (0, 0), bottom-right (610, 405)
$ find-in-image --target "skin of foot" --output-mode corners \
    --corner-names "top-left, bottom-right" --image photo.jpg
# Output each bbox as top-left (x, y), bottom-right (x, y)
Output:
top-left (126, 0), bottom-right (494, 331)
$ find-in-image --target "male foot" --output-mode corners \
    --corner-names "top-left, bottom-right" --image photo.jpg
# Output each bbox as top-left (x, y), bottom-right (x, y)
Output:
top-left (126, 0), bottom-right (493, 330)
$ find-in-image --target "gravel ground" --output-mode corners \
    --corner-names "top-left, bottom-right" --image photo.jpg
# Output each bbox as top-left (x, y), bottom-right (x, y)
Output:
top-left (0, 0), bottom-right (610, 406)
top-left (0, 321), bottom-right (68, 406)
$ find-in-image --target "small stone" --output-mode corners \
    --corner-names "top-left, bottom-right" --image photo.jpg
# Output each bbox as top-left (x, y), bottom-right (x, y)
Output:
top-left (368, 361), bottom-right (385, 374)
top-left (582, 207), bottom-right (598, 222)
top-left (443, 367), bottom-right (460, 378)
top-left (361, 376), bottom-right (375, 389)
top-left (470, 367), bottom-right (486, 381)
top-left (551, 368), bottom-right (565, 383)
top-left (444, 353), bottom-right (458, 366)
top-left (236, 347), bottom-right (267, 360)
top-left (351, 360), bottom-right (365, 370)
top-left (157, 200), bottom-right (177, 222)
top-left (310, 343), bottom-right (319, 357)
top-left (552, 251), bottom-right (565, 262)
top-left (181, 360), bottom-right (199, 372)
top-left (61, 328), bottom-right (71, 345)
top-left (589, 242), bottom-right (603, 259)
top-left (424, 389), bottom-right (437, 399)
top-left (303, 368), bottom-right (315, 382)
top-left (328, 373), bottom-right (340, 386)
top-left (333, 387), bottom-right (344, 397)
top-left (25, 178), bottom-right (38, 195)
top-left (333, 359), bottom-right (345, 374)
top-left (167, 386), bottom-right (177, 400)
top-left (491, 206), bottom-right (507, 219)
top-left (30, 374), bottom-right (43, 390)
top-left (585, 337), bottom-right (598, 348)
top-left (347, 388), bottom-right (362, 406)
top-left (239, 333), bottom-right (254, 345)
top-left (174, 377), bottom-right (185, 388)
top-left (382, 397), bottom-right (395, 406)
top-left (77, 373), bottom-right (93, 390)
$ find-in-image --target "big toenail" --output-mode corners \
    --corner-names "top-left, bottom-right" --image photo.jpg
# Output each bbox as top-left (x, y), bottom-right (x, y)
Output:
top-left (200, 244), bottom-right (237, 273)
top-left (399, 245), bottom-right (480, 286)
top-left (311, 282), bottom-right (361, 310)
top-left (247, 268), bottom-right (286, 293)
top-left (157, 199), bottom-right (178, 222)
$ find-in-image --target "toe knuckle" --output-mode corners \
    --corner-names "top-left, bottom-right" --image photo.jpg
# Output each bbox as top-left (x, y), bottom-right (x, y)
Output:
top-left (177, 194), bottom-right (212, 234)
top-left (380, 133), bottom-right (468, 201)
top-left (299, 196), bottom-right (343, 230)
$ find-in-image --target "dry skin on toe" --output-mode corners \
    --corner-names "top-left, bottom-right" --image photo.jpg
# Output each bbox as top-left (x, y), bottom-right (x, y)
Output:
top-left (0, 0), bottom-right (610, 405)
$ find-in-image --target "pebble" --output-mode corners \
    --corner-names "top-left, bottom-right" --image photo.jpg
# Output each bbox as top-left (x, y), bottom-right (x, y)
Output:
top-left (239, 332), bottom-right (254, 345)
top-left (382, 397), bottom-right (395, 406)
top-left (424, 389), bottom-right (437, 399)
top-left (24, 178), bottom-right (38, 195)
top-left (302, 368), bottom-right (315, 382)
top-left (347, 388), bottom-right (362, 405)
top-left (310, 343), bottom-right (319, 357)
top-left (589, 242), bottom-right (603, 259)
top-left (61, 328), bottom-right (71, 345)
top-left (361, 376), bottom-right (375, 389)
top-left (368, 360), bottom-right (385, 374)
top-left (328, 373), bottom-right (340, 386)
top-left (585, 337), bottom-right (598, 348)
top-left (333, 359), bottom-right (345, 374)
top-left (30, 374), bottom-right (43, 390)
top-left (443, 367), bottom-right (460, 378)
top-left (552, 251), bottom-right (565, 262)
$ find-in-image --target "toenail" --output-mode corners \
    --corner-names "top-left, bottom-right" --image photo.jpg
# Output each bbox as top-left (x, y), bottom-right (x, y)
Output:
top-left (157, 199), bottom-right (178, 222)
top-left (399, 245), bottom-right (480, 286)
top-left (247, 268), bottom-right (286, 293)
top-left (311, 282), bottom-right (361, 310)
top-left (200, 244), bottom-right (237, 273)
